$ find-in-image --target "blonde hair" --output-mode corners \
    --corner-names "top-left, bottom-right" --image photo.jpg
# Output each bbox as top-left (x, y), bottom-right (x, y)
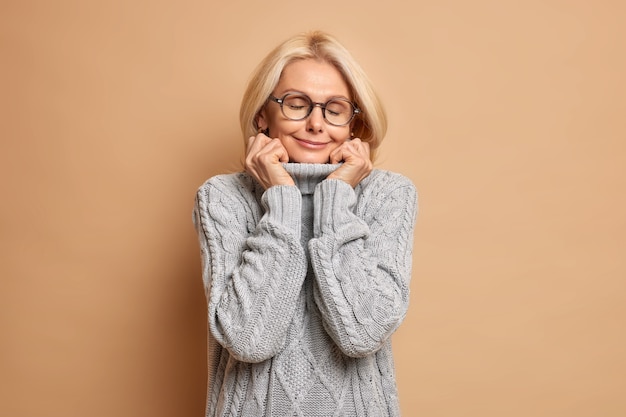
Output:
top-left (239, 31), bottom-right (387, 161)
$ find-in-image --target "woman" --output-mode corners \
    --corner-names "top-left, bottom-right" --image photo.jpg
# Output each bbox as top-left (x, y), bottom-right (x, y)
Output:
top-left (193, 30), bottom-right (418, 417)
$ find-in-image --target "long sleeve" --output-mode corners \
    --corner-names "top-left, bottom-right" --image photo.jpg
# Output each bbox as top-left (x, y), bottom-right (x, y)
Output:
top-left (193, 175), bottom-right (308, 363)
top-left (308, 172), bottom-right (418, 357)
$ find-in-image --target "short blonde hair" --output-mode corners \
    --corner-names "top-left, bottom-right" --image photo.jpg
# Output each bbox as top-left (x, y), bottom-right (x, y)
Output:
top-left (239, 31), bottom-right (387, 160)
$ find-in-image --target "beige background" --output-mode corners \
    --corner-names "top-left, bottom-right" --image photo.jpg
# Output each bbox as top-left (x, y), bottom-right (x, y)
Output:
top-left (1, 1), bottom-right (625, 416)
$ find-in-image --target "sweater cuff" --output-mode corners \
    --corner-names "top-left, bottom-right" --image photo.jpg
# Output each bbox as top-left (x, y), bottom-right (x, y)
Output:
top-left (261, 185), bottom-right (302, 234)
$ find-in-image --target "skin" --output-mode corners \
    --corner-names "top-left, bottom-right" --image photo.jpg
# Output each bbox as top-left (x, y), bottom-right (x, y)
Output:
top-left (245, 59), bottom-right (373, 189)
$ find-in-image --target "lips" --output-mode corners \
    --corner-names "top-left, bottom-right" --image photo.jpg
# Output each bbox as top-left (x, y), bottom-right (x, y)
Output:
top-left (294, 137), bottom-right (330, 147)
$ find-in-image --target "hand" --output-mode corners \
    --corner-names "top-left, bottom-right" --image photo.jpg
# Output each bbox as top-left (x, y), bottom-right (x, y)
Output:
top-left (245, 133), bottom-right (295, 189)
top-left (327, 138), bottom-right (373, 188)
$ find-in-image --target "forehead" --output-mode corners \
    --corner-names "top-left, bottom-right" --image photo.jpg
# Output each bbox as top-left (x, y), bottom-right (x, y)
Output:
top-left (275, 59), bottom-right (350, 99)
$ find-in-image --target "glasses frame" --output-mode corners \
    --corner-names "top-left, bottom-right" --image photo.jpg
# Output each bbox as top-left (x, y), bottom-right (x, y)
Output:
top-left (268, 93), bottom-right (361, 127)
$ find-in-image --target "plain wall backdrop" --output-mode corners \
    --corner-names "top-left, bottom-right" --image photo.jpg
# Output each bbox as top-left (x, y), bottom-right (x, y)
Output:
top-left (1, 1), bottom-right (625, 416)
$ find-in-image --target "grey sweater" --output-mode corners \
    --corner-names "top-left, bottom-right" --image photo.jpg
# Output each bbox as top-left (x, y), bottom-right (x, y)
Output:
top-left (193, 163), bottom-right (418, 417)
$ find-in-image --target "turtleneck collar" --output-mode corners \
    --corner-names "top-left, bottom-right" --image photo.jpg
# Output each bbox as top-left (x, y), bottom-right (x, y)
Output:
top-left (283, 163), bottom-right (341, 195)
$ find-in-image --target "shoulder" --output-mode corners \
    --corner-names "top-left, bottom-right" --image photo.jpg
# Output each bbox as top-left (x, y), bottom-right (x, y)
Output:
top-left (194, 172), bottom-right (263, 232)
top-left (354, 169), bottom-right (418, 215)
top-left (359, 169), bottom-right (417, 196)
top-left (352, 169), bottom-right (418, 222)
top-left (197, 171), bottom-right (250, 192)
top-left (196, 172), bottom-right (259, 204)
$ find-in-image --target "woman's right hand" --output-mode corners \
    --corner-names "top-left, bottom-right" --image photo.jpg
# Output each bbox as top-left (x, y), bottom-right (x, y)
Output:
top-left (245, 133), bottom-right (295, 189)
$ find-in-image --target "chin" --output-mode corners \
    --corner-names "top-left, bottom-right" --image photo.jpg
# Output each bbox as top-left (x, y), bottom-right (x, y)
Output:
top-left (291, 157), bottom-right (330, 164)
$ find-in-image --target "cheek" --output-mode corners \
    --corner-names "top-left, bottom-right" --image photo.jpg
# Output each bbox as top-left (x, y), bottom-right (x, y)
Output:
top-left (268, 114), bottom-right (301, 134)
top-left (271, 123), bottom-right (298, 139)
top-left (330, 127), bottom-right (352, 144)
top-left (264, 107), bottom-right (286, 133)
top-left (326, 136), bottom-right (349, 155)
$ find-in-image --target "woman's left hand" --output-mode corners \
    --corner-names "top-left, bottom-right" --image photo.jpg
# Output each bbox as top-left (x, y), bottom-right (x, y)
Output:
top-left (327, 138), bottom-right (372, 188)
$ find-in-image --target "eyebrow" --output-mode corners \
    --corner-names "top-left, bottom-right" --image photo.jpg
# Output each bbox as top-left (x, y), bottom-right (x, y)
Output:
top-left (276, 90), bottom-right (353, 102)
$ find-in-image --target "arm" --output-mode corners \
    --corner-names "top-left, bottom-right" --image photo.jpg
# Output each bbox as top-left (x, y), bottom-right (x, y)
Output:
top-left (308, 173), bottom-right (418, 357)
top-left (193, 176), bottom-right (307, 363)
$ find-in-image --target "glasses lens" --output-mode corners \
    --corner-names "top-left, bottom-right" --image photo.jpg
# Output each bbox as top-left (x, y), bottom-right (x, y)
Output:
top-left (279, 94), bottom-right (356, 126)
top-left (324, 99), bottom-right (354, 126)
top-left (281, 94), bottom-right (311, 120)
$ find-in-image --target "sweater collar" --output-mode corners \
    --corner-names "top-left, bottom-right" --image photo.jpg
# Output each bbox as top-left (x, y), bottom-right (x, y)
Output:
top-left (283, 163), bottom-right (340, 195)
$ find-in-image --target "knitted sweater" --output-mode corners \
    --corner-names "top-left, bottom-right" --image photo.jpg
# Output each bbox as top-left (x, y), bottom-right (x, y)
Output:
top-left (193, 163), bottom-right (418, 417)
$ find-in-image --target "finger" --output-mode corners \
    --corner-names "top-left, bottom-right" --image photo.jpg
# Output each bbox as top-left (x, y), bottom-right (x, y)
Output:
top-left (346, 138), bottom-right (370, 161)
top-left (258, 138), bottom-right (289, 163)
top-left (278, 151), bottom-right (290, 163)
top-left (247, 134), bottom-right (265, 154)
top-left (339, 141), bottom-right (362, 161)
top-left (246, 135), bottom-right (256, 152)
top-left (246, 133), bottom-right (271, 156)
top-left (346, 137), bottom-right (362, 150)
top-left (251, 138), bottom-right (287, 167)
top-left (329, 145), bottom-right (346, 164)
top-left (358, 141), bottom-right (371, 159)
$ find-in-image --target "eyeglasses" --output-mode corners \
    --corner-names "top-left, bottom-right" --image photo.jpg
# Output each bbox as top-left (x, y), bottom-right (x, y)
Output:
top-left (268, 93), bottom-right (360, 126)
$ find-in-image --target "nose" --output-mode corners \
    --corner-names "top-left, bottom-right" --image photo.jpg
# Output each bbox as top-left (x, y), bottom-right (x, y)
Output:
top-left (306, 105), bottom-right (324, 133)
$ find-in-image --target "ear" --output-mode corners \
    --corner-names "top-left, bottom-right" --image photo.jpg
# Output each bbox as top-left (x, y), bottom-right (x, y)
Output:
top-left (256, 108), bottom-right (268, 132)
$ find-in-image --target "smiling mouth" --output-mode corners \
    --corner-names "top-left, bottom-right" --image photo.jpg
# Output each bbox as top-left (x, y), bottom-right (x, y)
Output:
top-left (295, 138), bottom-right (330, 147)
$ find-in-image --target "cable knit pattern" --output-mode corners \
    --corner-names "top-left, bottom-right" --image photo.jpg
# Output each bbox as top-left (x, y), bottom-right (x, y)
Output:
top-left (193, 163), bottom-right (418, 417)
